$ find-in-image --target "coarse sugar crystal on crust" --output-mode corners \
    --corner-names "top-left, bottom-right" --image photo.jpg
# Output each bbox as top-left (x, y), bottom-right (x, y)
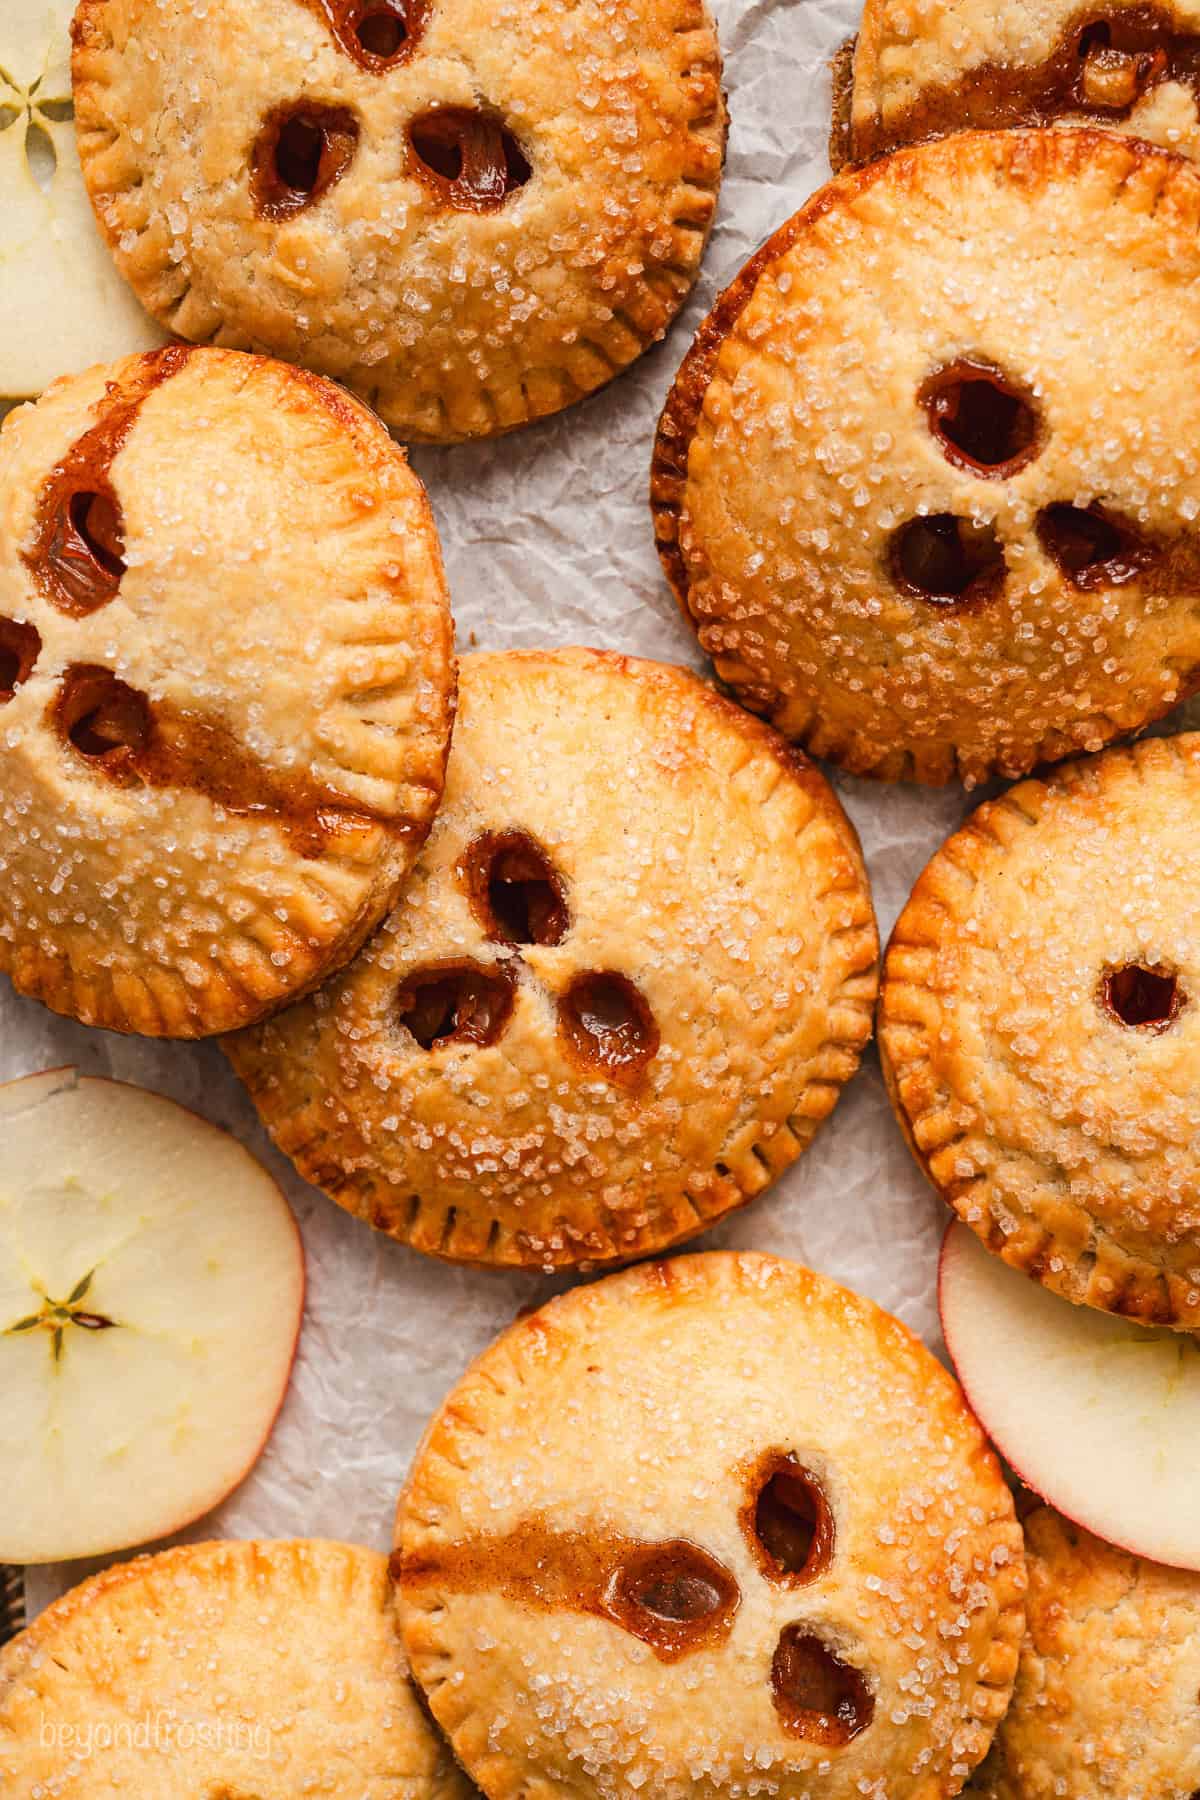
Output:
top-left (0, 346), bottom-right (454, 1037)
top-left (836, 0), bottom-right (1200, 172)
top-left (225, 648), bottom-right (880, 1270)
top-left (392, 1251), bottom-right (1027, 1800)
top-left (965, 1505), bottom-right (1200, 1800)
top-left (879, 731), bottom-right (1200, 1328)
top-left (72, 0), bottom-right (726, 444)
top-left (0, 1539), bottom-right (475, 1799)
top-left (652, 127), bottom-right (1200, 786)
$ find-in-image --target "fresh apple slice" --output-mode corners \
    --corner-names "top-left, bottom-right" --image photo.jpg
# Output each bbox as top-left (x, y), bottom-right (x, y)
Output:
top-left (0, 1067), bottom-right (304, 1563)
top-left (939, 1220), bottom-right (1200, 1571)
top-left (0, 0), bottom-right (165, 399)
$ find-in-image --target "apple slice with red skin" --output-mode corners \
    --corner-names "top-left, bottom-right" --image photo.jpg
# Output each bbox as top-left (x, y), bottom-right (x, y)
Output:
top-left (939, 1220), bottom-right (1200, 1571)
top-left (0, 1068), bottom-right (304, 1563)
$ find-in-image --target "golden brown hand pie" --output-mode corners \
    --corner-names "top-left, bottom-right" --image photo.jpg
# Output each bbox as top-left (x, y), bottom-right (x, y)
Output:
top-left (967, 1505), bottom-right (1200, 1800)
top-left (226, 648), bottom-right (879, 1269)
top-left (393, 1252), bottom-right (1026, 1800)
top-left (72, 0), bottom-right (726, 443)
top-left (880, 732), bottom-right (1200, 1328)
top-left (652, 126), bottom-right (1200, 786)
top-left (0, 1540), bottom-right (475, 1799)
top-left (0, 346), bottom-right (453, 1036)
top-left (835, 0), bottom-right (1200, 171)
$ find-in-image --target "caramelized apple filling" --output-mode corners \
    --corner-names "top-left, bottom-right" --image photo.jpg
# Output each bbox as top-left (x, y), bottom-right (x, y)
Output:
top-left (0, 619), bottom-right (41, 702)
top-left (397, 961), bottom-right (516, 1049)
top-left (408, 107), bottom-right (532, 211)
top-left (920, 359), bottom-right (1040, 478)
top-left (252, 104), bottom-right (360, 218)
top-left (890, 514), bottom-right (1005, 607)
top-left (463, 830), bottom-right (569, 946)
top-left (1101, 962), bottom-right (1184, 1031)
top-left (745, 1452), bottom-right (835, 1584)
top-left (771, 1627), bottom-right (874, 1744)
top-left (558, 970), bottom-right (659, 1084)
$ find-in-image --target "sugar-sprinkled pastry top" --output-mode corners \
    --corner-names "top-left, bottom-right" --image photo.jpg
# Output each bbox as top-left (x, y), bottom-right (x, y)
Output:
top-left (393, 1252), bottom-right (1026, 1800)
top-left (652, 127), bottom-right (1200, 786)
top-left (225, 649), bottom-right (879, 1269)
top-left (966, 1505), bottom-right (1200, 1800)
top-left (72, 0), bottom-right (726, 444)
top-left (835, 0), bottom-right (1200, 171)
top-left (0, 1539), bottom-right (475, 1799)
top-left (0, 346), bottom-right (454, 1037)
top-left (880, 732), bottom-right (1200, 1328)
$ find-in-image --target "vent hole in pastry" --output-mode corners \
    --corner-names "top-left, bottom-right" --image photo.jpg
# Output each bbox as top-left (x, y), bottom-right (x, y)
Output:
top-left (1036, 503), bottom-right (1152, 590)
top-left (920, 359), bottom-right (1040, 477)
top-left (0, 619), bottom-right (41, 703)
top-left (558, 971), bottom-right (659, 1084)
top-left (54, 665), bottom-right (151, 783)
top-left (43, 488), bottom-right (126, 615)
top-left (408, 107), bottom-right (532, 211)
top-left (771, 1627), bottom-right (874, 1745)
top-left (350, 0), bottom-right (427, 60)
top-left (607, 1541), bottom-right (740, 1657)
top-left (747, 1454), bottom-right (834, 1584)
top-left (1101, 963), bottom-right (1183, 1032)
top-left (890, 515), bottom-right (1005, 607)
top-left (252, 104), bottom-right (360, 219)
top-left (464, 830), bottom-right (568, 947)
top-left (397, 962), bottom-right (516, 1050)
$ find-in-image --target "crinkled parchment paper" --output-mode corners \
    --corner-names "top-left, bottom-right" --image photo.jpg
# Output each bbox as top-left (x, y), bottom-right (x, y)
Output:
top-left (12, 0), bottom-right (1200, 1620)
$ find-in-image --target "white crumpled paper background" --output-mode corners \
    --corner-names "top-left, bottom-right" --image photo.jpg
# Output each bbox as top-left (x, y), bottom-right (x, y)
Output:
top-left (13, 0), bottom-right (1199, 1620)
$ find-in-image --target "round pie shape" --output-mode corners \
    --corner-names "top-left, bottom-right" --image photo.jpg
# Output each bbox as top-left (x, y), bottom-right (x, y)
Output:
top-left (966, 1505), bottom-right (1200, 1800)
top-left (0, 346), bottom-right (454, 1036)
top-left (72, 0), bottom-right (726, 444)
top-left (0, 1539), bottom-right (474, 1798)
top-left (225, 648), bottom-right (879, 1269)
top-left (393, 1251), bottom-right (1027, 1800)
top-left (836, 0), bottom-right (1200, 171)
top-left (880, 731), bottom-right (1200, 1328)
top-left (652, 126), bottom-right (1200, 786)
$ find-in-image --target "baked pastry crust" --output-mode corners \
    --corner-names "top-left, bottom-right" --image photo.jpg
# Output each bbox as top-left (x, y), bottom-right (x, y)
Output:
top-left (0, 346), bottom-right (454, 1036)
top-left (879, 732), bottom-right (1200, 1328)
top-left (0, 1539), bottom-right (474, 1798)
top-left (652, 127), bottom-right (1200, 786)
top-left (967, 1505), bottom-right (1200, 1800)
top-left (840, 0), bottom-right (1200, 171)
top-left (226, 648), bottom-right (879, 1269)
top-left (394, 1251), bottom-right (1026, 1800)
top-left (72, 0), bottom-right (725, 443)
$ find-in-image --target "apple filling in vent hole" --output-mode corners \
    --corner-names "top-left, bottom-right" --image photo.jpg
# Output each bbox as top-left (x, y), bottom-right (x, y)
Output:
top-left (53, 665), bottom-right (151, 784)
top-left (771, 1627), bottom-right (874, 1745)
top-left (0, 619), bottom-right (41, 702)
top-left (558, 971), bottom-right (659, 1084)
top-left (1101, 963), bottom-right (1183, 1031)
top-left (919, 359), bottom-right (1040, 477)
top-left (891, 515), bottom-right (1005, 607)
top-left (746, 1453), bottom-right (835, 1584)
top-left (1036, 502), bottom-right (1152, 589)
top-left (408, 107), bottom-right (532, 211)
top-left (349, 0), bottom-right (419, 60)
top-left (252, 104), bottom-right (360, 218)
top-left (607, 1541), bottom-right (741, 1659)
top-left (44, 488), bottom-right (126, 614)
top-left (397, 962), bottom-right (516, 1050)
top-left (463, 830), bottom-right (568, 946)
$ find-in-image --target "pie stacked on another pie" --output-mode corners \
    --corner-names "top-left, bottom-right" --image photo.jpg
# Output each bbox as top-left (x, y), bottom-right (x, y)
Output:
top-left (653, 127), bottom-right (1200, 785)
top-left (0, 346), bottom-right (454, 1035)
top-left (880, 733), bottom-right (1200, 1328)
top-left (394, 1251), bottom-right (1026, 1800)
top-left (226, 649), bottom-right (879, 1268)
top-left (73, 0), bottom-right (726, 441)
top-left (967, 1504), bottom-right (1200, 1799)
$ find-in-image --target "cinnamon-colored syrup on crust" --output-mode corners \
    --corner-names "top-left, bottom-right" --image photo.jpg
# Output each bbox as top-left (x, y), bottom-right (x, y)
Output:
top-left (394, 1519), bottom-right (740, 1661)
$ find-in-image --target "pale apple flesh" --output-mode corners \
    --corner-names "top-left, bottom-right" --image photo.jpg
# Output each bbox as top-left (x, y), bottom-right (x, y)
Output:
top-left (939, 1221), bottom-right (1200, 1572)
top-left (0, 1068), bottom-right (304, 1563)
top-left (0, 0), bottom-right (165, 400)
